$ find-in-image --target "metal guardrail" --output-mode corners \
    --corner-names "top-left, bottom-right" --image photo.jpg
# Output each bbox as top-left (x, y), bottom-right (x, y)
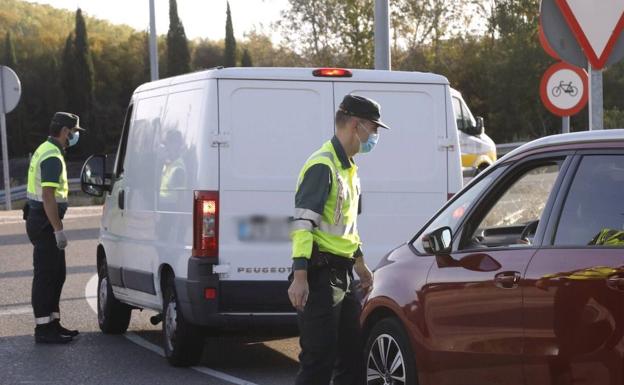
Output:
top-left (496, 142), bottom-right (528, 157)
top-left (0, 178), bottom-right (81, 202)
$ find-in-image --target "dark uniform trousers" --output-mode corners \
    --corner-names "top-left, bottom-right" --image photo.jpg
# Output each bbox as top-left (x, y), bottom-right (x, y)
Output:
top-left (25, 206), bottom-right (66, 321)
top-left (295, 261), bottom-right (363, 385)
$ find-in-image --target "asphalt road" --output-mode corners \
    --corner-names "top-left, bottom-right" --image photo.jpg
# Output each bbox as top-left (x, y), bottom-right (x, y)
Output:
top-left (0, 207), bottom-right (300, 385)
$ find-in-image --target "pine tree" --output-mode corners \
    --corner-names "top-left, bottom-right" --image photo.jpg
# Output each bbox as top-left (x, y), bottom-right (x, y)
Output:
top-left (241, 48), bottom-right (253, 67)
top-left (2, 32), bottom-right (17, 68)
top-left (224, 2), bottom-right (237, 67)
top-left (166, 0), bottom-right (191, 76)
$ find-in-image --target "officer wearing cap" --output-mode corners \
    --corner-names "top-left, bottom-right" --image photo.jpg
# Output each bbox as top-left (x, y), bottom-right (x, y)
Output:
top-left (25, 112), bottom-right (84, 344)
top-left (288, 94), bottom-right (390, 384)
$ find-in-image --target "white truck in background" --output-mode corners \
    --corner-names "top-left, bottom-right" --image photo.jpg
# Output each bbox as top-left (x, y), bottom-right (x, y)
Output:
top-left (451, 88), bottom-right (497, 177)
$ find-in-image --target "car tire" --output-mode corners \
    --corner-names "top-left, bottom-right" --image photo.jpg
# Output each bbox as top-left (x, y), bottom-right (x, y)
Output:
top-left (97, 261), bottom-right (132, 334)
top-left (162, 275), bottom-right (204, 367)
top-left (364, 317), bottom-right (418, 385)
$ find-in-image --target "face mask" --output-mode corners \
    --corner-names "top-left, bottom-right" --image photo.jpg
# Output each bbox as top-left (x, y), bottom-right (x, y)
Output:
top-left (357, 123), bottom-right (379, 154)
top-left (68, 130), bottom-right (80, 147)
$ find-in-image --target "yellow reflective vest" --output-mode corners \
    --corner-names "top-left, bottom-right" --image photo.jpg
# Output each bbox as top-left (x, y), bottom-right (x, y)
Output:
top-left (27, 140), bottom-right (68, 203)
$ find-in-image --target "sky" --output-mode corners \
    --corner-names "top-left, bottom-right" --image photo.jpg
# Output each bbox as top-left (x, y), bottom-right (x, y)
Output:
top-left (26, 0), bottom-right (289, 42)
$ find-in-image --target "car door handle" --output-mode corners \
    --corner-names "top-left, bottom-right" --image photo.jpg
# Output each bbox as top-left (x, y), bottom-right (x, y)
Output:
top-left (606, 275), bottom-right (624, 291)
top-left (118, 189), bottom-right (125, 210)
top-left (495, 271), bottom-right (521, 289)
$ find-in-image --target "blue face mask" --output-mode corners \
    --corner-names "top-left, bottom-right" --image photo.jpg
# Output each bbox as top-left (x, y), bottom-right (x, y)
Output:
top-left (357, 123), bottom-right (379, 154)
top-left (68, 131), bottom-right (80, 147)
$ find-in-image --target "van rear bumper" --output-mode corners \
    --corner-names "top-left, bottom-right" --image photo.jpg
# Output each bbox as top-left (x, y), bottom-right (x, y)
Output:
top-left (174, 257), bottom-right (294, 328)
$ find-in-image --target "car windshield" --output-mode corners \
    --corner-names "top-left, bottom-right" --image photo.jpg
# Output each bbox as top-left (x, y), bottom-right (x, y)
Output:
top-left (411, 167), bottom-right (504, 254)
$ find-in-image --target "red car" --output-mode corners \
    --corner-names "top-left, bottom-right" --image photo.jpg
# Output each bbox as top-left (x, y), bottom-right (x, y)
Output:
top-left (362, 130), bottom-right (624, 385)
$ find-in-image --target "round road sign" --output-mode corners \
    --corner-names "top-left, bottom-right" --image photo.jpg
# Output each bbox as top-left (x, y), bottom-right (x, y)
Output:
top-left (540, 62), bottom-right (588, 117)
top-left (0, 66), bottom-right (21, 114)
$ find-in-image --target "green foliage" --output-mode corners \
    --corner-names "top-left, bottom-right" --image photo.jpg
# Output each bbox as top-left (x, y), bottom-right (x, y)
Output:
top-left (166, 0), bottom-right (191, 76)
top-left (241, 48), bottom-right (253, 67)
top-left (2, 31), bottom-right (17, 67)
top-left (224, 2), bottom-right (237, 67)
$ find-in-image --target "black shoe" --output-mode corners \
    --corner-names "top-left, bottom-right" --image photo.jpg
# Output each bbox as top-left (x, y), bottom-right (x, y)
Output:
top-left (52, 319), bottom-right (79, 337)
top-left (34, 324), bottom-right (73, 344)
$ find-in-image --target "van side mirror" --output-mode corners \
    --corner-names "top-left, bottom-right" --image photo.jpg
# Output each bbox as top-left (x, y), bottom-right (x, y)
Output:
top-left (422, 226), bottom-right (452, 255)
top-left (474, 116), bottom-right (485, 136)
top-left (81, 155), bottom-right (112, 197)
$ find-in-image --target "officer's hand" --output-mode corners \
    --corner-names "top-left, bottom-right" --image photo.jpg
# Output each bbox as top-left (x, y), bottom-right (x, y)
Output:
top-left (54, 230), bottom-right (68, 250)
top-left (288, 271), bottom-right (309, 312)
top-left (354, 259), bottom-right (373, 295)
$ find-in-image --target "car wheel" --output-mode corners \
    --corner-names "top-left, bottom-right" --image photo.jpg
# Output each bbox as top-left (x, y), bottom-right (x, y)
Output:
top-left (162, 275), bottom-right (204, 367)
top-left (97, 261), bottom-right (132, 334)
top-left (364, 317), bottom-right (418, 385)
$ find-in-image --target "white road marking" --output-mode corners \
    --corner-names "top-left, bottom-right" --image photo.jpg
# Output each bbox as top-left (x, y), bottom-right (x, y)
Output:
top-left (0, 305), bottom-right (32, 316)
top-left (84, 274), bottom-right (259, 385)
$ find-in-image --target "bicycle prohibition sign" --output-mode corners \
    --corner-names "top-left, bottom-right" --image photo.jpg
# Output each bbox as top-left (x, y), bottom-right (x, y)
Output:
top-left (540, 62), bottom-right (588, 117)
top-left (551, 81), bottom-right (578, 97)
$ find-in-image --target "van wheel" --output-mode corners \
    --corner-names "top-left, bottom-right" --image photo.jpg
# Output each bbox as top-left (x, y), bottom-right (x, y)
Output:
top-left (364, 318), bottom-right (418, 385)
top-left (97, 262), bottom-right (132, 334)
top-left (162, 276), bottom-right (204, 367)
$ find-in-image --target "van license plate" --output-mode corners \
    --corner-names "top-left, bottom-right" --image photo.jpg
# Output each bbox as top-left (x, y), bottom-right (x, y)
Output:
top-left (238, 216), bottom-right (290, 242)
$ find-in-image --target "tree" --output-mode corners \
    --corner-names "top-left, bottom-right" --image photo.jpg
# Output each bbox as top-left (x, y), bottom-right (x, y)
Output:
top-left (166, 0), bottom-right (191, 76)
top-left (241, 48), bottom-right (253, 67)
top-left (73, 9), bottom-right (95, 123)
top-left (224, 2), bottom-right (237, 67)
top-left (2, 32), bottom-right (17, 68)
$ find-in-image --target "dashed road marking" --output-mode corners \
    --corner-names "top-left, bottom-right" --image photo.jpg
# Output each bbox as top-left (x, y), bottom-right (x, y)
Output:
top-left (85, 274), bottom-right (259, 385)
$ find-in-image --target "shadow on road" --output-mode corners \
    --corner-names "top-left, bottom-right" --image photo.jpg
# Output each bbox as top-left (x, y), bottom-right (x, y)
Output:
top-left (0, 227), bottom-right (100, 246)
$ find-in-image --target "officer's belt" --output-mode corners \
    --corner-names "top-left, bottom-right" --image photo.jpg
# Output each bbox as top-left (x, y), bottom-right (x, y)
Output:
top-left (309, 243), bottom-right (355, 271)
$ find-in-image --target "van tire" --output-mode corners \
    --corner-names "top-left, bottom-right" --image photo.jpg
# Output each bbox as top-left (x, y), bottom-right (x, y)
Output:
top-left (364, 317), bottom-right (418, 385)
top-left (162, 276), bottom-right (204, 367)
top-left (97, 262), bottom-right (132, 334)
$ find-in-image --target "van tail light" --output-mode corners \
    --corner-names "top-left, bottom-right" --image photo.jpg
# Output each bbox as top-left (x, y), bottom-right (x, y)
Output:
top-left (193, 191), bottom-right (219, 258)
top-left (312, 68), bottom-right (353, 77)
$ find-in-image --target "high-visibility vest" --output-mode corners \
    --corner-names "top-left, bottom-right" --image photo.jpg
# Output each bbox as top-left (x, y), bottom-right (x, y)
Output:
top-left (27, 140), bottom-right (68, 203)
top-left (291, 140), bottom-right (361, 259)
top-left (159, 157), bottom-right (186, 203)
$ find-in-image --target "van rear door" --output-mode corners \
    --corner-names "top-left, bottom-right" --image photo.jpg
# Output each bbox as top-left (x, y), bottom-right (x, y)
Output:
top-left (217, 80), bottom-right (334, 310)
top-left (333, 82), bottom-right (453, 267)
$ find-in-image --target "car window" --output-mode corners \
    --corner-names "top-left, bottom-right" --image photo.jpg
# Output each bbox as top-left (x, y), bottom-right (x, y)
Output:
top-left (461, 163), bottom-right (561, 249)
top-left (554, 155), bottom-right (624, 247)
top-left (412, 167), bottom-right (505, 254)
top-left (452, 97), bottom-right (464, 131)
top-left (114, 103), bottom-right (133, 178)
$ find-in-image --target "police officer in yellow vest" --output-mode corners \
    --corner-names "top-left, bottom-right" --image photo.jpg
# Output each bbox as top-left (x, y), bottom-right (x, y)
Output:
top-left (25, 112), bottom-right (84, 344)
top-left (288, 94), bottom-right (389, 385)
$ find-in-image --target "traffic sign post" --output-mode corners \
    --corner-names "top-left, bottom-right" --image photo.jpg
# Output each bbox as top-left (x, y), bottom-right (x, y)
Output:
top-left (0, 66), bottom-right (22, 210)
top-left (540, 62), bottom-right (589, 131)
top-left (540, 0), bottom-right (624, 131)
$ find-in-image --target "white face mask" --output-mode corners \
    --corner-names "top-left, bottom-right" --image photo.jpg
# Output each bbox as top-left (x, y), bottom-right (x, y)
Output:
top-left (356, 122), bottom-right (379, 153)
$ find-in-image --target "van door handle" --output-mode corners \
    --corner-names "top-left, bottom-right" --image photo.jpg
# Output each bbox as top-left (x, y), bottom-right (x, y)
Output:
top-left (118, 189), bottom-right (125, 210)
top-left (495, 271), bottom-right (521, 289)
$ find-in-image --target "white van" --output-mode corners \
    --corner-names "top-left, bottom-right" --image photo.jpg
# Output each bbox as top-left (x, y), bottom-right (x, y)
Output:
top-left (450, 88), bottom-right (497, 177)
top-left (80, 67), bottom-right (462, 366)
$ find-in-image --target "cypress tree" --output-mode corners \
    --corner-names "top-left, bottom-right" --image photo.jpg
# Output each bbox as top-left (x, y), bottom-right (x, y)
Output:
top-left (241, 48), bottom-right (253, 67)
top-left (2, 32), bottom-right (17, 68)
top-left (224, 2), bottom-right (237, 67)
top-left (61, 33), bottom-right (75, 112)
top-left (73, 8), bottom-right (95, 123)
top-left (166, 0), bottom-right (191, 76)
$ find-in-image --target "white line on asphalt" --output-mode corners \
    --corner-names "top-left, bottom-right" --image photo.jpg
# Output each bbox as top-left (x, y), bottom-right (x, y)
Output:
top-left (0, 305), bottom-right (32, 316)
top-left (84, 274), bottom-right (259, 385)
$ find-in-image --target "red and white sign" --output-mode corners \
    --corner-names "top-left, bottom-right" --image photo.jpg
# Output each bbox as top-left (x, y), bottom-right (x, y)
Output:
top-left (556, 0), bottom-right (624, 69)
top-left (540, 62), bottom-right (588, 117)
top-left (538, 18), bottom-right (560, 60)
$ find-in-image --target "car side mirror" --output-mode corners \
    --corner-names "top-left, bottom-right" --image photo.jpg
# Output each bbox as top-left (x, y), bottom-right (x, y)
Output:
top-left (422, 226), bottom-right (453, 255)
top-left (80, 154), bottom-right (112, 197)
